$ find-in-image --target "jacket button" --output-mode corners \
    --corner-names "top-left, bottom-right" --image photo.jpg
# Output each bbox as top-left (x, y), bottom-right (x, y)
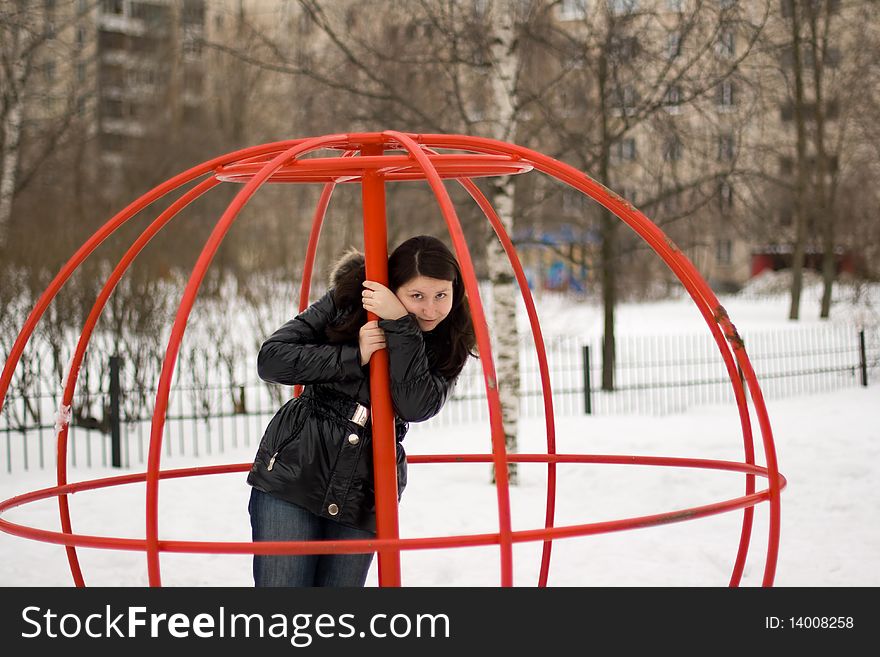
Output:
top-left (328, 503), bottom-right (339, 516)
top-left (348, 433), bottom-right (360, 445)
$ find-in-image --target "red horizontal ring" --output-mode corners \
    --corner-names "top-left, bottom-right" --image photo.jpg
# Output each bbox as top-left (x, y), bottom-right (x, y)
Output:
top-left (0, 455), bottom-right (785, 556)
top-left (214, 153), bottom-right (533, 184)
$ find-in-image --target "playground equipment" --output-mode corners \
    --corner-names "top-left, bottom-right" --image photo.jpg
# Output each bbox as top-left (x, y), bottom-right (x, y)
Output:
top-left (0, 132), bottom-right (785, 587)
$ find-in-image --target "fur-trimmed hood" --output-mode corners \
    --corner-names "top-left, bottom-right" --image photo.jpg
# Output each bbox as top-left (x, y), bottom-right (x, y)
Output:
top-left (328, 247), bottom-right (366, 313)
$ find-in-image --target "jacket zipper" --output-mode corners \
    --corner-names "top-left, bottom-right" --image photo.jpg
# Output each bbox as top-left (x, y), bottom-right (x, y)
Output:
top-left (265, 410), bottom-right (309, 473)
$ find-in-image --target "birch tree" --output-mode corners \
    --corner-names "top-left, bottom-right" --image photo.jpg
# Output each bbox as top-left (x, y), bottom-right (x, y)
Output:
top-left (484, 3), bottom-right (522, 483)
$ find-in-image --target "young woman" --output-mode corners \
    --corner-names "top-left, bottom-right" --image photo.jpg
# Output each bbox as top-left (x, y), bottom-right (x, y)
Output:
top-left (247, 235), bottom-right (476, 587)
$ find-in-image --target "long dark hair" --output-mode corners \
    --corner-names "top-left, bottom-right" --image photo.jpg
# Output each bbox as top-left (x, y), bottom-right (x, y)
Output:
top-left (325, 236), bottom-right (476, 380)
top-left (389, 235), bottom-right (476, 380)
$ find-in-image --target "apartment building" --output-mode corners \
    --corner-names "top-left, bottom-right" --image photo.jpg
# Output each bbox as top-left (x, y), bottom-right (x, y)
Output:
top-left (10, 1), bottom-right (867, 288)
top-left (89, 0), bottom-right (206, 179)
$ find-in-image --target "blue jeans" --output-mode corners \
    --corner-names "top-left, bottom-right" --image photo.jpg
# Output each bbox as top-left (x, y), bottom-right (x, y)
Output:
top-left (248, 487), bottom-right (375, 587)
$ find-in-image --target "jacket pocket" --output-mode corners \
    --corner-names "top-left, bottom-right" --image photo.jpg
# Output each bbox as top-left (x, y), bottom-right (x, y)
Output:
top-left (265, 405), bottom-right (309, 472)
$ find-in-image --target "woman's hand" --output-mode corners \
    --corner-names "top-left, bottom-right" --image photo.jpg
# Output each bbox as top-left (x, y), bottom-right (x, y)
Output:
top-left (358, 320), bottom-right (386, 366)
top-left (362, 280), bottom-right (407, 320)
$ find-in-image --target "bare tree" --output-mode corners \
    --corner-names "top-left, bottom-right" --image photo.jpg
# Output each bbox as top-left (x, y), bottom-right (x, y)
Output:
top-left (524, 0), bottom-right (767, 388)
top-left (0, 0), bottom-right (91, 248)
top-left (748, 0), bottom-right (876, 319)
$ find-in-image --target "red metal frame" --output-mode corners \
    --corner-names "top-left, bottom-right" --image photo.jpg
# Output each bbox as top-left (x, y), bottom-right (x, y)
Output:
top-left (360, 143), bottom-right (401, 587)
top-left (0, 132), bottom-right (784, 587)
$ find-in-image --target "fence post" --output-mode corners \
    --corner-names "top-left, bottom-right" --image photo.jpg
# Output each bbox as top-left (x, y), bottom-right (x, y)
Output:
top-left (859, 329), bottom-right (868, 387)
top-left (109, 355), bottom-right (122, 468)
top-left (582, 344), bottom-right (592, 415)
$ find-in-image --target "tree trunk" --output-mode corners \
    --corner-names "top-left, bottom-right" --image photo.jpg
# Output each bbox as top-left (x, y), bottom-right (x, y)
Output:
top-left (488, 176), bottom-right (520, 485)
top-left (487, 5), bottom-right (520, 484)
top-left (0, 56), bottom-right (27, 248)
top-left (787, 1), bottom-right (809, 321)
top-left (810, 4), bottom-right (834, 319)
top-left (597, 38), bottom-right (616, 391)
top-left (601, 208), bottom-right (616, 391)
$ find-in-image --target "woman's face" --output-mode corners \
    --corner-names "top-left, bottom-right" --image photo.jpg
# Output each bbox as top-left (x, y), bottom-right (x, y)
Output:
top-left (395, 275), bottom-right (454, 332)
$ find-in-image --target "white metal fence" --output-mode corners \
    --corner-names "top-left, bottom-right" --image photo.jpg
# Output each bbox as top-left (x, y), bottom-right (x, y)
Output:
top-left (2, 323), bottom-right (877, 473)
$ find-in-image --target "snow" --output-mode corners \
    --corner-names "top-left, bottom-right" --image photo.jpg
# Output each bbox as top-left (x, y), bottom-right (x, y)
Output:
top-left (1, 282), bottom-right (878, 587)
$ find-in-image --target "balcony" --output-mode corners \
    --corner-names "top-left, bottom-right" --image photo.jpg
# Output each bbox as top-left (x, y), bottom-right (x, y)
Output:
top-left (98, 14), bottom-right (146, 36)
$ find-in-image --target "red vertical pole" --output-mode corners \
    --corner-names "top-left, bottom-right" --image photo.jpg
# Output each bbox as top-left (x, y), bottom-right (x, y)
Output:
top-left (361, 143), bottom-right (401, 587)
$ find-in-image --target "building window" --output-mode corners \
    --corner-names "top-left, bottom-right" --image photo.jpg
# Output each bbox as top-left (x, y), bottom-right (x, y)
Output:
top-left (778, 156), bottom-right (793, 176)
top-left (717, 29), bottom-right (735, 58)
top-left (101, 97), bottom-right (125, 119)
top-left (562, 188), bottom-right (589, 215)
top-left (663, 136), bottom-right (683, 161)
top-left (183, 0), bottom-right (205, 26)
top-left (558, 0), bottom-right (588, 20)
top-left (610, 36), bottom-right (640, 63)
top-left (43, 60), bottom-right (57, 82)
top-left (780, 44), bottom-right (838, 69)
top-left (780, 98), bottom-right (839, 122)
top-left (717, 133), bottom-right (735, 161)
top-left (826, 47), bottom-right (842, 68)
top-left (613, 85), bottom-right (639, 115)
top-left (662, 191), bottom-right (681, 213)
top-left (609, 0), bottom-right (640, 15)
top-left (98, 30), bottom-right (126, 50)
top-left (183, 67), bottom-right (203, 92)
top-left (781, 0), bottom-right (840, 19)
top-left (716, 239), bottom-right (732, 265)
top-left (77, 62), bottom-right (87, 83)
top-left (717, 180), bottom-right (734, 213)
top-left (102, 0), bottom-right (124, 15)
top-left (613, 137), bottom-right (637, 162)
top-left (663, 85), bottom-right (682, 112)
top-left (183, 34), bottom-right (202, 56)
top-left (560, 86), bottom-right (585, 117)
top-left (617, 187), bottom-right (638, 205)
top-left (717, 80), bottom-right (735, 108)
top-left (667, 32), bottom-right (681, 59)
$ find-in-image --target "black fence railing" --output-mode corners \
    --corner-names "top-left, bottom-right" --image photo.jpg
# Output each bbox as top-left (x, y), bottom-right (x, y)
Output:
top-left (2, 324), bottom-right (877, 473)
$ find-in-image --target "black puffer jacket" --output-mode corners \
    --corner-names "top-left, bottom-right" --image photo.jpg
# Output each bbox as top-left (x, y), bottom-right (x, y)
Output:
top-left (247, 256), bottom-right (453, 532)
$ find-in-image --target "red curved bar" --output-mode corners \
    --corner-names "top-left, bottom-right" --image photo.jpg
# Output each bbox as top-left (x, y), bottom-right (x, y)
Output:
top-left (56, 177), bottom-right (221, 586)
top-left (292, 179), bottom-right (336, 400)
top-left (384, 130), bottom-right (515, 587)
top-left (453, 175), bottom-right (558, 587)
top-left (146, 134), bottom-right (349, 586)
top-left (0, 456), bottom-right (784, 560)
top-left (360, 143), bottom-right (401, 586)
top-left (215, 153), bottom-right (533, 184)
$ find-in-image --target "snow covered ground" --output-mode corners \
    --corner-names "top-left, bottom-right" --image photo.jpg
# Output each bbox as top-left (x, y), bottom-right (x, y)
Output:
top-left (1, 279), bottom-right (877, 587)
top-left (0, 384), bottom-right (877, 587)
